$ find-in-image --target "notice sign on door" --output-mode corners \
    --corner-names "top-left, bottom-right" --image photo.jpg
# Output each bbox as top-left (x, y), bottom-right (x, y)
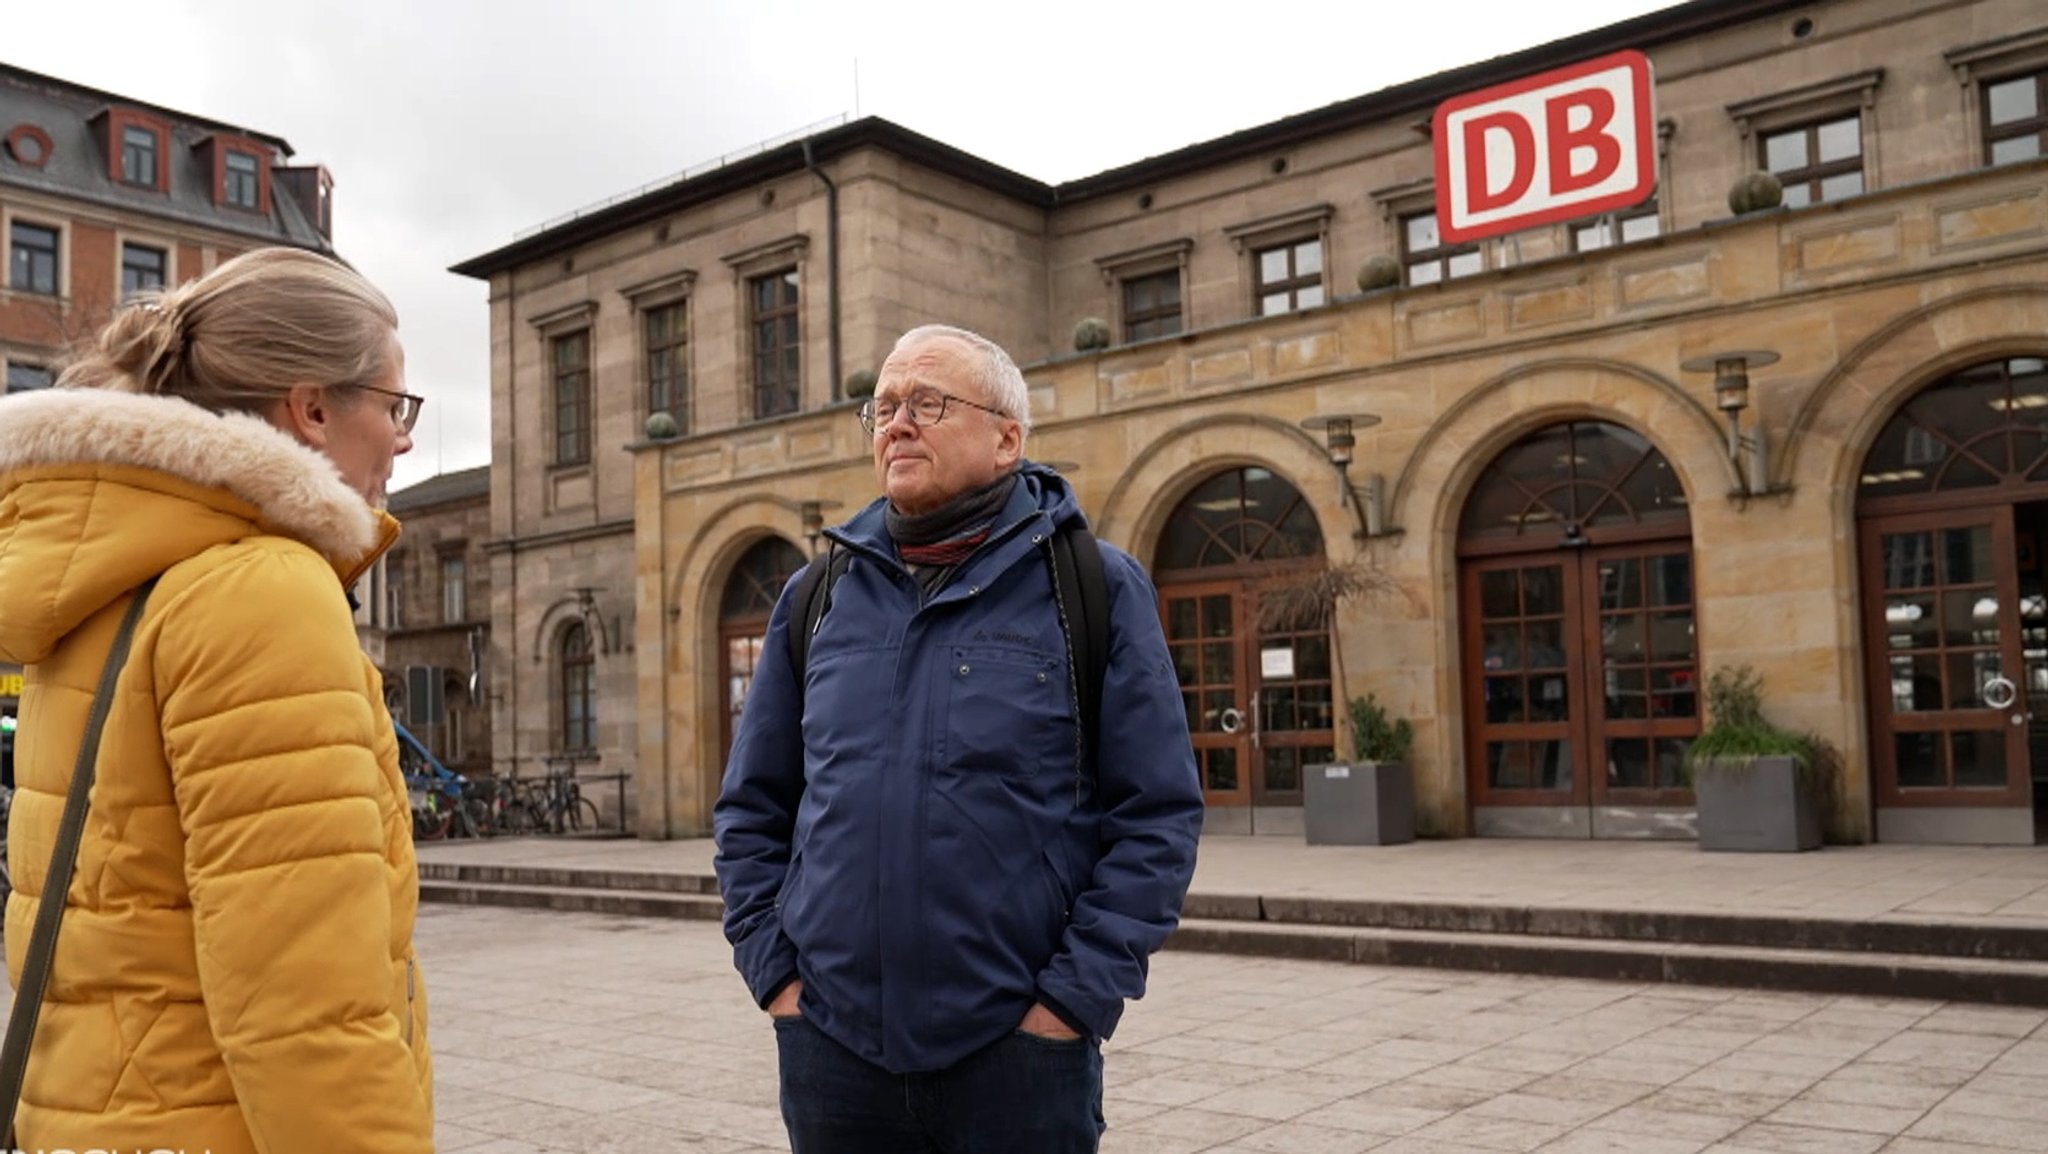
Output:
top-left (1261, 647), bottom-right (1296, 680)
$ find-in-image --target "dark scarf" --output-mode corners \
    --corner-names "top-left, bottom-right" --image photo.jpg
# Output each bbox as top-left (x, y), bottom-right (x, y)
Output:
top-left (887, 470), bottom-right (1019, 588)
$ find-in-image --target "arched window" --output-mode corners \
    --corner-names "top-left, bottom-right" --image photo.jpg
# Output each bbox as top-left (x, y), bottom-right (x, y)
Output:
top-left (1459, 420), bottom-right (1688, 549)
top-left (1860, 357), bottom-right (2048, 503)
top-left (560, 622), bottom-right (594, 753)
top-left (1155, 466), bottom-right (1324, 574)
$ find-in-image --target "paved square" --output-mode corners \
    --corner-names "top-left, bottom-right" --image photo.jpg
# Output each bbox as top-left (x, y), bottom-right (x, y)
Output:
top-left (418, 906), bottom-right (2048, 1153)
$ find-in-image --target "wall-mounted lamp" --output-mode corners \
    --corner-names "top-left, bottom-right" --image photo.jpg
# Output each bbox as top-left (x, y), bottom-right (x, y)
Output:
top-left (1680, 349), bottom-right (1779, 496)
top-left (569, 585), bottom-right (612, 654)
top-left (799, 499), bottom-right (843, 555)
top-left (1038, 460), bottom-right (1082, 475)
top-left (1301, 413), bottom-right (1390, 538)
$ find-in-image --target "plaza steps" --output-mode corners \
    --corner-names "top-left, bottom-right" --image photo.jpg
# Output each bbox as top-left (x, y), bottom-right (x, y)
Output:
top-left (415, 860), bottom-right (2048, 1007)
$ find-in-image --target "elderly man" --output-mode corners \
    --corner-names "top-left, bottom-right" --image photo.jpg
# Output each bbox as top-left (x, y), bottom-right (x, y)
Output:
top-left (714, 324), bottom-right (1204, 1153)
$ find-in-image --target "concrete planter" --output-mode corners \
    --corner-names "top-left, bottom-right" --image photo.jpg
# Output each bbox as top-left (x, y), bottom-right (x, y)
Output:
top-left (1303, 760), bottom-right (1414, 846)
top-left (1694, 754), bottom-right (1821, 852)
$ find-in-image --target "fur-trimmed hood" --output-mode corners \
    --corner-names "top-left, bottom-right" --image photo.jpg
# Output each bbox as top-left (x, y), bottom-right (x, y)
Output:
top-left (0, 388), bottom-right (395, 664)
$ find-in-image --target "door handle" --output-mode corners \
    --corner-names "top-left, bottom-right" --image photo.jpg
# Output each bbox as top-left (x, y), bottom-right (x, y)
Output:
top-left (1984, 675), bottom-right (2018, 710)
top-left (1250, 697), bottom-right (1261, 751)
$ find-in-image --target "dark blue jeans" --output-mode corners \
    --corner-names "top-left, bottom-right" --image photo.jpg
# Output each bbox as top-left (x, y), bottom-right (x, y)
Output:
top-left (774, 1015), bottom-right (1105, 1154)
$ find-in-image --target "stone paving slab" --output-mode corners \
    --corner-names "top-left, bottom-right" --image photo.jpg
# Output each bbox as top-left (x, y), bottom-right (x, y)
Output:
top-left (391, 904), bottom-right (2048, 1154)
top-left (418, 834), bottom-right (2048, 928)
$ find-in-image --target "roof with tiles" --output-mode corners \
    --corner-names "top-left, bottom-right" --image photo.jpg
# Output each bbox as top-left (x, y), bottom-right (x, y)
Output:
top-left (0, 62), bottom-right (330, 252)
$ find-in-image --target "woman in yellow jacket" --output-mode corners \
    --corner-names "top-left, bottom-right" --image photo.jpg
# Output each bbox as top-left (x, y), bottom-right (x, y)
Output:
top-left (0, 248), bottom-right (434, 1152)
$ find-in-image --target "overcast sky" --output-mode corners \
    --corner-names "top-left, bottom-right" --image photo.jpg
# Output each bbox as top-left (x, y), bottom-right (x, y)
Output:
top-left (12, 0), bottom-right (1677, 491)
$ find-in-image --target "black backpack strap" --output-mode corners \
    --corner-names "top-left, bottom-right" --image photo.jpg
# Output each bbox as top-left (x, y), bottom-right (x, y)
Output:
top-left (785, 543), bottom-right (852, 710)
top-left (1050, 526), bottom-right (1111, 773)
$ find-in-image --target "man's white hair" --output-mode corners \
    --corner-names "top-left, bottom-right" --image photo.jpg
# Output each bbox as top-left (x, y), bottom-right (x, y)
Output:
top-left (892, 324), bottom-right (1032, 434)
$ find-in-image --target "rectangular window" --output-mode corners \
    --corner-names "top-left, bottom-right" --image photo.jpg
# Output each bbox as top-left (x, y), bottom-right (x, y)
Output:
top-left (749, 269), bottom-right (799, 420)
top-left (121, 243), bottom-right (166, 298)
top-left (1985, 72), bottom-right (2047, 165)
top-left (224, 151), bottom-right (261, 209)
top-left (386, 559), bottom-right (405, 629)
top-left (441, 556), bottom-right (467, 624)
top-left (1572, 205), bottom-right (1662, 252)
top-left (1121, 270), bottom-right (1182, 341)
top-left (553, 330), bottom-right (591, 464)
top-left (645, 300), bottom-right (689, 432)
top-left (121, 126), bottom-right (158, 186)
top-left (1255, 239), bottom-right (1325, 316)
top-left (5, 363), bottom-right (54, 393)
top-left (10, 222), bottom-right (58, 295)
top-left (1761, 115), bottom-right (1864, 208)
top-left (1402, 212), bottom-right (1482, 286)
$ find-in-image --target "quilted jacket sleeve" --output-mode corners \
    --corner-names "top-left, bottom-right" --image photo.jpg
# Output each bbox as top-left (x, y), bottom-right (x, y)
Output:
top-left (156, 546), bottom-right (433, 1154)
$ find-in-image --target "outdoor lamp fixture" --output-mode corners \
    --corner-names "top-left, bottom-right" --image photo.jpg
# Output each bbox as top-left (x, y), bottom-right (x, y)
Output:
top-left (1301, 413), bottom-right (1388, 539)
top-left (1680, 349), bottom-right (1779, 497)
top-left (798, 499), bottom-right (842, 555)
top-left (569, 585), bottom-right (612, 654)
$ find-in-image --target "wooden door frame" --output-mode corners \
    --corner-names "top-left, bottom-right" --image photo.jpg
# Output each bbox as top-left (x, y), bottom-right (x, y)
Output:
top-left (1460, 541), bottom-right (1700, 813)
top-left (1461, 553), bottom-right (1588, 809)
top-left (1161, 579), bottom-right (1255, 808)
top-left (1858, 504), bottom-right (2032, 808)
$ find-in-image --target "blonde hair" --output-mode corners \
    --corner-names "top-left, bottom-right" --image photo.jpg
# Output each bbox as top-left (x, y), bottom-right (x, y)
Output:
top-left (59, 247), bottom-right (399, 416)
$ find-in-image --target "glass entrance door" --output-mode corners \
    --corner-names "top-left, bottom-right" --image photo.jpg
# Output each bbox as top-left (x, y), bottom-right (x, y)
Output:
top-left (1463, 545), bottom-right (1700, 831)
top-left (1162, 580), bottom-right (1333, 809)
top-left (1861, 508), bottom-right (2031, 809)
top-left (1165, 582), bottom-right (1252, 807)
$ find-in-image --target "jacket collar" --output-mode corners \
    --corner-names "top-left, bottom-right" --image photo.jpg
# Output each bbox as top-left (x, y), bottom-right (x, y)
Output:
top-left (0, 387), bottom-right (380, 563)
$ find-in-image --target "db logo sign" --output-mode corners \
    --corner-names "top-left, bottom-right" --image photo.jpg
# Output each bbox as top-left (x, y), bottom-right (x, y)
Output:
top-left (1431, 50), bottom-right (1657, 244)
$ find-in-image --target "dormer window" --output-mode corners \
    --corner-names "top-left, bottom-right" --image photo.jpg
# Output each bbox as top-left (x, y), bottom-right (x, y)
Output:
top-left (224, 151), bottom-right (260, 209)
top-left (120, 126), bottom-right (158, 186)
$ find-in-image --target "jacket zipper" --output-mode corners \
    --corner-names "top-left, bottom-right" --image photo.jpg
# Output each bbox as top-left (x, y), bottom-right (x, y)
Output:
top-left (404, 956), bottom-right (416, 1046)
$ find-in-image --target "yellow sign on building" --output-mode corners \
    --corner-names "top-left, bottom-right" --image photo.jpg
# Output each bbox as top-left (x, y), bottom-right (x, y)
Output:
top-left (0, 673), bottom-right (21, 698)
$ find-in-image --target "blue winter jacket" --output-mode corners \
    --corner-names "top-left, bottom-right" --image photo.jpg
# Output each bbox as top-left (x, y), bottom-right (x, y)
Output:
top-left (713, 464), bottom-right (1204, 1074)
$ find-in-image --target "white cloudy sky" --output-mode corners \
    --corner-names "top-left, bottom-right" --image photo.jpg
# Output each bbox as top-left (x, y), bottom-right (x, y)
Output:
top-left (12, 0), bottom-right (1676, 490)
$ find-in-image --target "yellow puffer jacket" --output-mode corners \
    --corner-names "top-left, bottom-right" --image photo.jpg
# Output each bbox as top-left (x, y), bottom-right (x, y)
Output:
top-left (0, 388), bottom-right (433, 1153)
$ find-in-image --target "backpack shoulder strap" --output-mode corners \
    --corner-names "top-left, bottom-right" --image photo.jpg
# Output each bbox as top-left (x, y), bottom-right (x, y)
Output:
top-left (785, 543), bottom-right (852, 704)
top-left (1050, 526), bottom-right (1111, 766)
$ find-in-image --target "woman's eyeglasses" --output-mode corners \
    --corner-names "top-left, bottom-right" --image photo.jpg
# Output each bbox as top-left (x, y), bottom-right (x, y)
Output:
top-left (347, 383), bottom-right (425, 434)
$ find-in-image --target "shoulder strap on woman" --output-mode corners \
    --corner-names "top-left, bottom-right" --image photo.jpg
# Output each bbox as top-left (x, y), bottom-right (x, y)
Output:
top-left (0, 576), bottom-right (160, 1139)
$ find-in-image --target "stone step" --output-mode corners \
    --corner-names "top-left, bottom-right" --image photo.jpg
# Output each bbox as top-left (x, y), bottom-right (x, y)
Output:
top-left (417, 861), bottom-right (721, 896)
top-left (417, 863), bottom-right (2047, 964)
top-left (1166, 917), bottom-right (2048, 1007)
top-left (418, 878), bottom-right (725, 920)
top-left (1181, 892), bottom-right (2048, 961)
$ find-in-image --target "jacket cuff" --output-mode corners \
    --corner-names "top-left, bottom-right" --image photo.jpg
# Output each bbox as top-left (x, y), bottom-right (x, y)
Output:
top-left (758, 971), bottom-right (800, 1011)
top-left (1035, 990), bottom-right (1093, 1039)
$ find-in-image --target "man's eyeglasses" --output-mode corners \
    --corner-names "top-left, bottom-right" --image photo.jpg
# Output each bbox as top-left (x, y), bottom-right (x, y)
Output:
top-left (348, 383), bottom-right (425, 434)
top-left (858, 388), bottom-right (1008, 435)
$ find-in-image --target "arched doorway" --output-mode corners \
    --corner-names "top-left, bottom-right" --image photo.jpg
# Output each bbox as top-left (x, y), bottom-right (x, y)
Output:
top-left (1154, 466), bottom-right (1330, 833)
top-left (1856, 355), bottom-right (2048, 845)
top-left (1457, 421), bottom-right (1699, 839)
top-left (719, 537), bottom-right (807, 760)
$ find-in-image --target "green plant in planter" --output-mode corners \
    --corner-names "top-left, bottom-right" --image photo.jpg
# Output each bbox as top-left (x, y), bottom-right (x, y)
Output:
top-left (1683, 665), bottom-right (1810, 777)
top-left (1347, 694), bottom-right (1414, 764)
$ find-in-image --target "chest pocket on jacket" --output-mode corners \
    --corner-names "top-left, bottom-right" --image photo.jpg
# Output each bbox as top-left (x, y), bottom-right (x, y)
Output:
top-left (945, 645), bottom-right (1070, 777)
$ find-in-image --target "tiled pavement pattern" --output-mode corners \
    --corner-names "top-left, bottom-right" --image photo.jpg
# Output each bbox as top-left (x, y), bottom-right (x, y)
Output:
top-left (419, 905), bottom-right (2048, 1154)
